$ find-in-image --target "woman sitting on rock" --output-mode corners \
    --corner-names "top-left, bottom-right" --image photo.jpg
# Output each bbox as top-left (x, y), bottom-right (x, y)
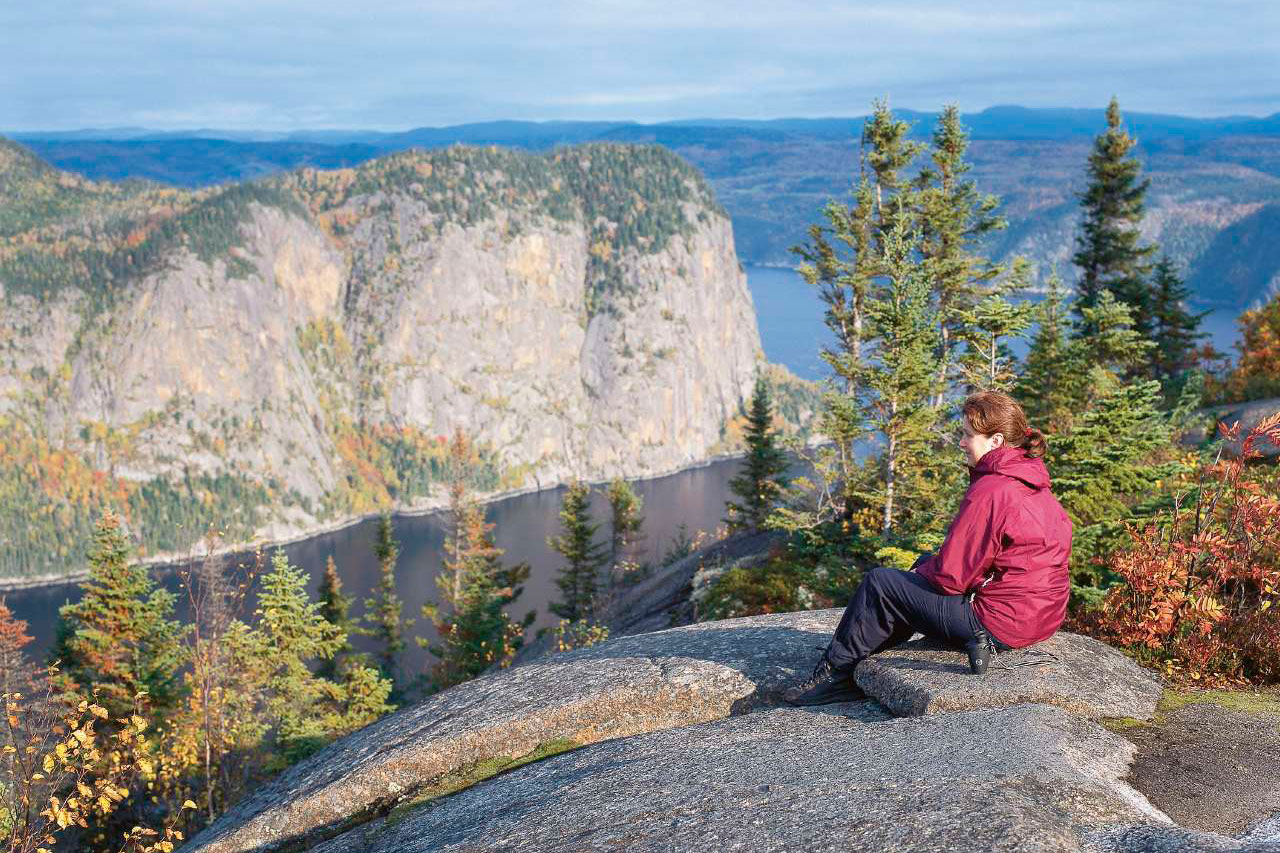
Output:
top-left (785, 390), bottom-right (1072, 706)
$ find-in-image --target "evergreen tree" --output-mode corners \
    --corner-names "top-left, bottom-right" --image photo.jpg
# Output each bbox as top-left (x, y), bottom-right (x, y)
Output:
top-left (548, 481), bottom-right (608, 623)
top-left (1072, 290), bottom-right (1157, 405)
top-left (791, 100), bottom-right (924, 525)
top-left (861, 98), bottom-right (926, 216)
top-left (230, 551), bottom-right (393, 767)
top-left (725, 375), bottom-right (790, 532)
top-left (1148, 255), bottom-right (1205, 383)
top-left (957, 290), bottom-right (1035, 393)
top-left (364, 513), bottom-right (404, 689)
top-left (52, 511), bottom-right (185, 718)
top-left (423, 430), bottom-right (530, 691)
top-left (1072, 96), bottom-right (1157, 338)
top-left (860, 203), bottom-right (942, 534)
top-left (316, 554), bottom-right (354, 680)
top-left (913, 104), bottom-right (1007, 404)
top-left (1017, 271), bottom-right (1073, 431)
top-left (606, 477), bottom-right (645, 586)
top-left (1050, 380), bottom-right (1180, 588)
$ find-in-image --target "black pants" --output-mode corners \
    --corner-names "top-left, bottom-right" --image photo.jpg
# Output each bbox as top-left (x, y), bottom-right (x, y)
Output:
top-left (824, 566), bottom-right (1011, 670)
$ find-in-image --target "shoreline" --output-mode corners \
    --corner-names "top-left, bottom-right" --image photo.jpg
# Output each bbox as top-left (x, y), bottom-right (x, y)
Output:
top-left (0, 450), bottom-right (753, 594)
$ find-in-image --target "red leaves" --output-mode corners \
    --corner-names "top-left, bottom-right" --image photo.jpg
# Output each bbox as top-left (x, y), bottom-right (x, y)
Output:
top-left (1086, 413), bottom-right (1280, 686)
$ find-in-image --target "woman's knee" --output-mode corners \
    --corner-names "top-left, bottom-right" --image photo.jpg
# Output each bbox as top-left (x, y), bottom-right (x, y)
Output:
top-left (864, 566), bottom-right (898, 588)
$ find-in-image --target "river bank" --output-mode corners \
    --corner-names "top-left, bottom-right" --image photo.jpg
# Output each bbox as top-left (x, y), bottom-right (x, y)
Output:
top-left (0, 449), bottom-right (755, 594)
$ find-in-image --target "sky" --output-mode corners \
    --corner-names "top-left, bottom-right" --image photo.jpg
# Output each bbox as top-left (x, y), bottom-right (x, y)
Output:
top-left (4, 0), bottom-right (1278, 132)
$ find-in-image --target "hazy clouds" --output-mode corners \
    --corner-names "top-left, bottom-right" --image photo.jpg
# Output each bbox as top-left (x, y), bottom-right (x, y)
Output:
top-left (5, 0), bottom-right (1277, 130)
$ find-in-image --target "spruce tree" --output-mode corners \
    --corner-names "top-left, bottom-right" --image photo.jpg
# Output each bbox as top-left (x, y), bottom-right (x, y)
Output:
top-left (606, 477), bottom-right (645, 586)
top-left (1017, 271), bottom-right (1073, 432)
top-left (364, 513), bottom-right (404, 688)
top-left (861, 98), bottom-right (925, 215)
top-left (1072, 96), bottom-right (1157, 338)
top-left (725, 375), bottom-right (789, 532)
top-left (957, 291), bottom-right (1035, 393)
top-left (231, 550), bottom-right (393, 766)
top-left (860, 203), bottom-right (941, 534)
top-left (548, 481), bottom-right (608, 623)
top-left (791, 100), bottom-right (924, 525)
top-left (1072, 291), bottom-right (1157, 404)
top-left (423, 430), bottom-right (530, 691)
top-left (52, 511), bottom-right (185, 718)
top-left (1050, 380), bottom-right (1178, 587)
top-left (914, 104), bottom-right (1007, 404)
top-left (316, 554), bottom-right (354, 680)
top-left (1149, 255), bottom-right (1205, 383)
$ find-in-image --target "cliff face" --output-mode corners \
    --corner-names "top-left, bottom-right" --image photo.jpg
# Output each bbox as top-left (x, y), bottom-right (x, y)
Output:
top-left (0, 141), bottom-right (768, 580)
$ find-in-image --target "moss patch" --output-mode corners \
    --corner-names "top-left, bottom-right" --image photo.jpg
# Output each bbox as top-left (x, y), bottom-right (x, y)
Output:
top-left (1102, 686), bottom-right (1280, 735)
top-left (385, 738), bottom-right (582, 826)
top-left (1157, 686), bottom-right (1280, 718)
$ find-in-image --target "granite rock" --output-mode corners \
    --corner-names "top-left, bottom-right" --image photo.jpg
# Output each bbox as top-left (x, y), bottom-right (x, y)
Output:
top-left (854, 631), bottom-right (1164, 720)
top-left (186, 610), bottom-right (1176, 853)
top-left (311, 704), bottom-right (1168, 853)
top-left (184, 610), bottom-right (881, 853)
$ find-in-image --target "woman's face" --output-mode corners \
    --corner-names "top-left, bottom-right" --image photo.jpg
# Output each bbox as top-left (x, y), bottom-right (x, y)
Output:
top-left (959, 420), bottom-right (1004, 467)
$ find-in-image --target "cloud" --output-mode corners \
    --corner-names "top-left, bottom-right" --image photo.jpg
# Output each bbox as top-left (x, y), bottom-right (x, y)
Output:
top-left (2, 0), bottom-right (1276, 130)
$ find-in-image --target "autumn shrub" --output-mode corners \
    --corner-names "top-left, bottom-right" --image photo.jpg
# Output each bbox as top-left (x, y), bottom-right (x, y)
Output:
top-left (1, 670), bottom-right (169, 853)
top-left (1076, 414), bottom-right (1280, 685)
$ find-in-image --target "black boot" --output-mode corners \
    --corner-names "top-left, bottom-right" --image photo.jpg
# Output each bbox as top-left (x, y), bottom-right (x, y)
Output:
top-left (965, 625), bottom-right (996, 675)
top-left (784, 656), bottom-right (865, 706)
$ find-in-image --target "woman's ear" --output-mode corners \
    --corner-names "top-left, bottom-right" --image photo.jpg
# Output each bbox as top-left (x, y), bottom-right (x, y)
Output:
top-left (991, 432), bottom-right (1005, 448)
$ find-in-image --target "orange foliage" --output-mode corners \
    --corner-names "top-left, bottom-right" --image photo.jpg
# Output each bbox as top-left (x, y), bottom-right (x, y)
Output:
top-left (1078, 413), bottom-right (1280, 684)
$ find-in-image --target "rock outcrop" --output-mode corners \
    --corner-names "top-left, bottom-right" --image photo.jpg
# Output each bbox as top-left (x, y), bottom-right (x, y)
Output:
top-left (180, 609), bottom-right (1271, 853)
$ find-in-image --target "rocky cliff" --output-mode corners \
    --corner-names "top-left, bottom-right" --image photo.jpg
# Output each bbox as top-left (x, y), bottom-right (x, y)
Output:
top-left (182, 610), bottom-right (1280, 853)
top-left (0, 139), bottom-right (789, 581)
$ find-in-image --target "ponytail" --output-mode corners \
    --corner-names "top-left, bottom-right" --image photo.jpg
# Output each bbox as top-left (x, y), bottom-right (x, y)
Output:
top-left (1022, 427), bottom-right (1048, 459)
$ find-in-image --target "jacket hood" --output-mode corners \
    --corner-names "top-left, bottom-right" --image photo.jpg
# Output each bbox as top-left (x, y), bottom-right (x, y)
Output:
top-left (970, 444), bottom-right (1051, 490)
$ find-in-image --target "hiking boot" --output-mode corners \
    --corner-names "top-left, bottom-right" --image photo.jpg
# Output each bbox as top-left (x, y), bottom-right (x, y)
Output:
top-left (784, 657), bottom-right (866, 706)
top-left (965, 625), bottom-right (996, 675)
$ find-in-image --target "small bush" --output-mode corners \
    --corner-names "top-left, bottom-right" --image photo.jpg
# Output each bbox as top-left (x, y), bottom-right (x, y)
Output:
top-left (1076, 413), bottom-right (1280, 685)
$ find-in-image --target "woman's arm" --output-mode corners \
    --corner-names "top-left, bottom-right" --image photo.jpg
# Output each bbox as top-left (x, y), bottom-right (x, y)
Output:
top-left (914, 482), bottom-right (1003, 595)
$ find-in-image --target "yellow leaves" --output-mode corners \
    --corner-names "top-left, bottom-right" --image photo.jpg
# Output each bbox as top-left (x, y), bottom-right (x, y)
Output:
top-left (182, 800), bottom-right (197, 810)
top-left (88, 703), bottom-right (109, 720)
top-left (131, 714), bottom-right (148, 732)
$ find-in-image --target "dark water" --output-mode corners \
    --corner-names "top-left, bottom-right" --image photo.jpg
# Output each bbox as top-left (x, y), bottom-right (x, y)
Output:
top-left (5, 458), bottom-right (749, 674)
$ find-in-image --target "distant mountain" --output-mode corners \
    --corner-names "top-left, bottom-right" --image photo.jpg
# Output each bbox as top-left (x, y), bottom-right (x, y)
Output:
top-left (10, 105), bottom-right (1280, 308)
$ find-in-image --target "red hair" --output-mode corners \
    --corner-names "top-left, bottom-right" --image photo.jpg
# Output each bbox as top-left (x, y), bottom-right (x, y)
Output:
top-left (962, 391), bottom-right (1047, 459)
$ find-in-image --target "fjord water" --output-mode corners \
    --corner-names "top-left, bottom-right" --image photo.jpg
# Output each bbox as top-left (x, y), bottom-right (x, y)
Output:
top-left (4, 263), bottom-right (1242, 666)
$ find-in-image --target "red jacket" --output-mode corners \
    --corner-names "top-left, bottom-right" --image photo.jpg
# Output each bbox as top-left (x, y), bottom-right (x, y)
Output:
top-left (915, 444), bottom-right (1072, 649)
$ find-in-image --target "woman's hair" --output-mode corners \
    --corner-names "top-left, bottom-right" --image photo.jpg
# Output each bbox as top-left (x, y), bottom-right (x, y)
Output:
top-left (962, 391), bottom-right (1047, 458)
